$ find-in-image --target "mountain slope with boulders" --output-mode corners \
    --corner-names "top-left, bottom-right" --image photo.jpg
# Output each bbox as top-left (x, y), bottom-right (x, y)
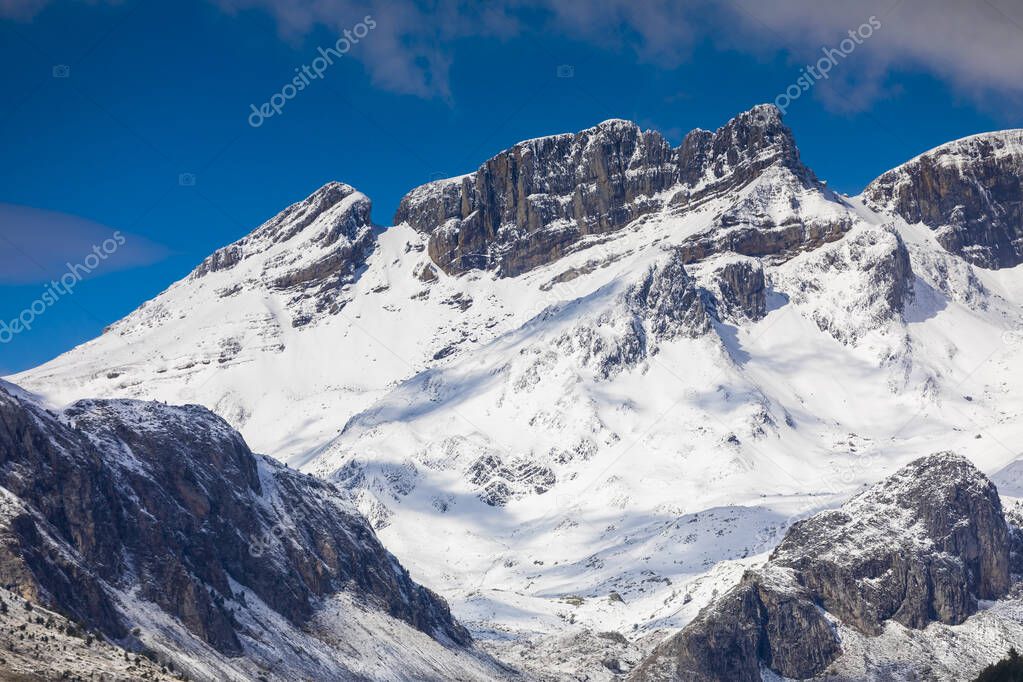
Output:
top-left (9, 105), bottom-right (1023, 679)
top-left (0, 380), bottom-right (507, 681)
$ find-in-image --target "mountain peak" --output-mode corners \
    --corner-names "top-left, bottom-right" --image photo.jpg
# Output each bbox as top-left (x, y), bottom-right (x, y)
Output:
top-left (738, 102), bottom-right (783, 124)
top-left (193, 180), bottom-right (370, 277)
top-left (863, 129), bottom-right (1023, 268)
top-left (394, 104), bottom-right (819, 278)
top-left (183, 181), bottom-right (375, 323)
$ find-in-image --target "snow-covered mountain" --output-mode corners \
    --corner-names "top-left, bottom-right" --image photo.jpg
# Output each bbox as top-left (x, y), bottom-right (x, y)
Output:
top-left (11, 104), bottom-right (1023, 679)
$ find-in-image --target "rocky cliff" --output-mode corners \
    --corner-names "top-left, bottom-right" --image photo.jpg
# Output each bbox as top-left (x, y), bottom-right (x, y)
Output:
top-left (395, 105), bottom-right (848, 277)
top-left (0, 382), bottom-right (482, 679)
top-left (705, 255), bottom-right (767, 322)
top-left (630, 452), bottom-right (1012, 681)
top-left (864, 130), bottom-right (1023, 269)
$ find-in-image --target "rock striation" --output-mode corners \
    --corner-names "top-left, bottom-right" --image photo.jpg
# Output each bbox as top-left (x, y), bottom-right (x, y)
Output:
top-left (630, 452), bottom-right (1011, 681)
top-left (395, 105), bottom-right (848, 277)
top-left (706, 256), bottom-right (767, 322)
top-left (864, 130), bottom-right (1023, 269)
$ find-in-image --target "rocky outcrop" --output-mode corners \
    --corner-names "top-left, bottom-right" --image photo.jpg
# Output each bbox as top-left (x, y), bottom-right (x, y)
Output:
top-left (466, 454), bottom-right (557, 507)
top-left (396, 105), bottom-right (842, 277)
top-left (191, 181), bottom-right (377, 321)
top-left (627, 249), bottom-right (711, 342)
top-left (631, 452), bottom-right (1011, 681)
top-left (864, 130), bottom-right (1023, 269)
top-left (707, 256), bottom-right (766, 322)
top-left (776, 452), bottom-right (1009, 632)
top-left (551, 249), bottom-right (710, 380)
top-left (776, 224), bottom-right (914, 344)
top-left (395, 119), bottom-right (675, 277)
top-left (630, 566), bottom-right (840, 682)
top-left (0, 383), bottom-right (469, 662)
top-left (675, 208), bottom-right (853, 267)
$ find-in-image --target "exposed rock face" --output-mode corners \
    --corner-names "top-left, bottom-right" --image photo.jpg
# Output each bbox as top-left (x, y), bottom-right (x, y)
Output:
top-left (466, 453), bottom-right (557, 507)
top-left (776, 224), bottom-right (914, 345)
top-left (777, 452), bottom-right (1009, 631)
top-left (394, 119), bottom-right (675, 277)
top-left (0, 383), bottom-right (469, 661)
top-left (707, 256), bottom-right (766, 322)
top-left (627, 249), bottom-right (712, 342)
top-left (396, 105), bottom-right (845, 277)
top-left (630, 452), bottom-right (1011, 682)
top-left (552, 249), bottom-right (711, 380)
top-left (631, 566), bottom-right (840, 682)
top-left (192, 181), bottom-right (377, 320)
top-left (864, 130), bottom-right (1023, 269)
top-left (673, 177), bottom-right (854, 267)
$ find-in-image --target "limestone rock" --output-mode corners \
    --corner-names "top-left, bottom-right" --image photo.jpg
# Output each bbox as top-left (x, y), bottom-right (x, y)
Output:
top-left (864, 130), bottom-right (1023, 269)
top-left (396, 105), bottom-right (843, 277)
top-left (0, 383), bottom-right (470, 662)
top-left (192, 181), bottom-right (377, 319)
top-left (707, 256), bottom-right (767, 322)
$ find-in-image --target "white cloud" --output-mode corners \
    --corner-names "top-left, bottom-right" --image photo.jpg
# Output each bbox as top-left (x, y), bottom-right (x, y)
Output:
top-left (5, 0), bottom-right (1023, 111)
top-left (0, 0), bottom-right (49, 20)
top-left (722, 0), bottom-right (1023, 112)
top-left (212, 0), bottom-right (1023, 110)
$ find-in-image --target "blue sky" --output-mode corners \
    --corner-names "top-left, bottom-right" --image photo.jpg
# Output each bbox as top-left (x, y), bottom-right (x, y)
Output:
top-left (2, 0), bottom-right (1022, 374)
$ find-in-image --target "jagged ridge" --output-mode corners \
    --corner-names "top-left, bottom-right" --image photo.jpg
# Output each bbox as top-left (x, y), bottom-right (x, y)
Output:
top-left (395, 105), bottom-right (847, 277)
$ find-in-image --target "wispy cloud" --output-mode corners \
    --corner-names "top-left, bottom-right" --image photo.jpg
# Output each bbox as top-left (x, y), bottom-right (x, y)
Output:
top-left (213, 0), bottom-right (1023, 113)
top-left (215, 0), bottom-right (523, 99)
top-left (0, 0), bottom-right (50, 21)
top-left (722, 0), bottom-right (1023, 113)
top-left (4, 0), bottom-right (1023, 112)
top-left (0, 204), bottom-right (169, 284)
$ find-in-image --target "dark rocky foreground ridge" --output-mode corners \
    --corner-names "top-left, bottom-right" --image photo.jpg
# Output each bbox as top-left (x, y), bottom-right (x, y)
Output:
top-left (630, 452), bottom-right (1018, 681)
top-left (0, 381), bottom-right (474, 676)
